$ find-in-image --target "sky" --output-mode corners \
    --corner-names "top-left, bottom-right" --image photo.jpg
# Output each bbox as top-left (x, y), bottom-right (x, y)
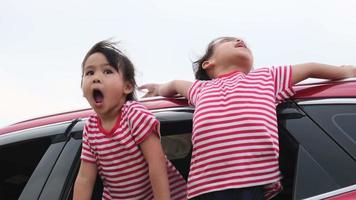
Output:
top-left (1, 0), bottom-right (356, 128)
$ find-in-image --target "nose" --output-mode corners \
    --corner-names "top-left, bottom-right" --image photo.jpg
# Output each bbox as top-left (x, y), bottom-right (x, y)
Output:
top-left (93, 78), bottom-right (101, 83)
top-left (92, 73), bottom-right (102, 84)
top-left (235, 38), bottom-right (246, 47)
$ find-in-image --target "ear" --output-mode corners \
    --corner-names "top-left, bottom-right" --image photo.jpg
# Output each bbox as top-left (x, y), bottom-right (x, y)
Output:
top-left (124, 82), bottom-right (134, 95)
top-left (202, 60), bottom-right (215, 70)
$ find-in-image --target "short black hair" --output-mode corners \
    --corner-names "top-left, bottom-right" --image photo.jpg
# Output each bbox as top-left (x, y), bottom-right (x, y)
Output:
top-left (193, 37), bottom-right (238, 80)
top-left (81, 40), bottom-right (137, 101)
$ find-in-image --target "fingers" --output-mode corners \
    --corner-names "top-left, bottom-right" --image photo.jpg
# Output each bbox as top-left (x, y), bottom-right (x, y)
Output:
top-left (138, 83), bottom-right (154, 91)
top-left (141, 93), bottom-right (151, 98)
top-left (141, 91), bottom-right (156, 98)
top-left (138, 85), bottom-right (147, 90)
top-left (138, 83), bottom-right (159, 98)
top-left (139, 84), bottom-right (154, 98)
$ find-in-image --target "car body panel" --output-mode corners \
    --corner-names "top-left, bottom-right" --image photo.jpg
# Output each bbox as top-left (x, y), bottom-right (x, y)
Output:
top-left (304, 184), bottom-right (356, 200)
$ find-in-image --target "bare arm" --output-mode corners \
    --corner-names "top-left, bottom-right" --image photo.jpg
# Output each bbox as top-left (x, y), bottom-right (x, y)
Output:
top-left (292, 63), bottom-right (356, 85)
top-left (140, 132), bottom-right (171, 200)
top-left (139, 80), bottom-right (193, 98)
top-left (73, 161), bottom-right (97, 200)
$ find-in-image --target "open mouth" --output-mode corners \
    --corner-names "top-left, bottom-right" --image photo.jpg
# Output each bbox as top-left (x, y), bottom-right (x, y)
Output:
top-left (93, 89), bottom-right (104, 104)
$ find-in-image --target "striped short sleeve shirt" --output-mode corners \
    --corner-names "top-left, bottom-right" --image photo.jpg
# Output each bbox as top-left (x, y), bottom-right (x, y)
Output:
top-left (187, 66), bottom-right (295, 199)
top-left (81, 101), bottom-right (187, 200)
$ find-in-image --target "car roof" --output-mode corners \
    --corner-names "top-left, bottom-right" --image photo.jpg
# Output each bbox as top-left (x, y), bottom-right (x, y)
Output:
top-left (0, 97), bottom-right (189, 135)
top-left (293, 78), bottom-right (356, 99)
top-left (1, 79), bottom-right (355, 135)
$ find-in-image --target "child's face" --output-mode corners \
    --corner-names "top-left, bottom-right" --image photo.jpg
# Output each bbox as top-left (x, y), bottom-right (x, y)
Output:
top-left (81, 52), bottom-right (132, 117)
top-left (209, 37), bottom-right (253, 74)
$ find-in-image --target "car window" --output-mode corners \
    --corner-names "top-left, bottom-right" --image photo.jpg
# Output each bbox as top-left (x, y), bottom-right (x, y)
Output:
top-left (332, 113), bottom-right (356, 141)
top-left (301, 104), bottom-right (356, 160)
top-left (0, 137), bottom-right (51, 200)
top-left (155, 110), bottom-right (193, 179)
top-left (162, 133), bottom-right (191, 160)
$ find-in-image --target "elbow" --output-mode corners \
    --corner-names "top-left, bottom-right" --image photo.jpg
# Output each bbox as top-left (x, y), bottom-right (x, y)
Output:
top-left (171, 80), bottom-right (179, 91)
top-left (160, 80), bottom-right (179, 97)
top-left (148, 157), bottom-right (167, 175)
top-left (304, 62), bottom-right (322, 78)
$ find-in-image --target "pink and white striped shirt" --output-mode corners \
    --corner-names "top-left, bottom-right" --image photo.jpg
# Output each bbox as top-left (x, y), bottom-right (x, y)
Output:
top-left (81, 101), bottom-right (187, 200)
top-left (187, 66), bottom-right (295, 199)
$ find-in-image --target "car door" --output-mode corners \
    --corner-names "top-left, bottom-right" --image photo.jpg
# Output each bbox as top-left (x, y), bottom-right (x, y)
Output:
top-left (276, 99), bottom-right (356, 200)
top-left (0, 121), bottom-right (75, 200)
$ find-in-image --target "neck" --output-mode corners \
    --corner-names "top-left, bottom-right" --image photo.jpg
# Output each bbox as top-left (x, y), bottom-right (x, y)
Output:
top-left (212, 65), bottom-right (247, 78)
top-left (100, 113), bottom-right (119, 131)
top-left (98, 100), bottom-right (125, 132)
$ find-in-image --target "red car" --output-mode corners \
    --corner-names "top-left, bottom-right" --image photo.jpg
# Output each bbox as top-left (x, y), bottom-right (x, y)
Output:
top-left (0, 78), bottom-right (356, 200)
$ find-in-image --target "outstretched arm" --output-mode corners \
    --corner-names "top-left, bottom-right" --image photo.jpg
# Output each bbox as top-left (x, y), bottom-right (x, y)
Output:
top-left (292, 63), bottom-right (356, 85)
top-left (139, 80), bottom-right (193, 98)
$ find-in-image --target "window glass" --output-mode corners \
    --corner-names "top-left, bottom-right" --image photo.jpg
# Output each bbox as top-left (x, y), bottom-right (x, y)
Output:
top-left (0, 138), bottom-right (51, 200)
top-left (301, 104), bottom-right (356, 159)
top-left (333, 113), bottom-right (356, 142)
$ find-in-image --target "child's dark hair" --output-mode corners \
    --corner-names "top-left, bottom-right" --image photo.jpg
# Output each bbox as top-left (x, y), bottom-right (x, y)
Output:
top-left (193, 37), bottom-right (237, 80)
top-left (81, 40), bottom-right (137, 101)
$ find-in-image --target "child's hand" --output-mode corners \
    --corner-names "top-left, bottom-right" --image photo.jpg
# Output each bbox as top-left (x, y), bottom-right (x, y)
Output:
top-left (341, 65), bottom-right (356, 77)
top-left (140, 80), bottom-right (192, 98)
top-left (139, 84), bottom-right (160, 98)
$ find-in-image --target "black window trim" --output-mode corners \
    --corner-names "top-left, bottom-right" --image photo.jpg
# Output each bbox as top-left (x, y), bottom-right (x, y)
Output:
top-left (0, 121), bottom-right (73, 146)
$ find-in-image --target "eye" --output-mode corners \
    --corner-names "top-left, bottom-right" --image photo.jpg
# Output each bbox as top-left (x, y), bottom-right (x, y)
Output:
top-left (85, 70), bottom-right (94, 76)
top-left (104, 69), bottom-right (114, 74)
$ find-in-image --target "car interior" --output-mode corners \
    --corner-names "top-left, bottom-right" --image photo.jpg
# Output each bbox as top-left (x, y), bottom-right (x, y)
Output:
top-left (0, 138), bottom-right (51, 200)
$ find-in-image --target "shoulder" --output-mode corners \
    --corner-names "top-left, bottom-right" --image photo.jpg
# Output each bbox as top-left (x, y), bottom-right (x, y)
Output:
top-left (250, 67), bottom-right (272, 74)
top-left (124, 100), bottom-right (148, 110)
top-left (195, 79), bottom-right (216, 89)
top-left (188, 79), bottom-right (213, 97)
top-left (83, 114), bottom-right (99, 137)
top-left (246, 67), bottom-right (275, 78)
top-left (85, 114), bottom-right (99, 127)
top-left (123, 101), bottom-right (152, 116)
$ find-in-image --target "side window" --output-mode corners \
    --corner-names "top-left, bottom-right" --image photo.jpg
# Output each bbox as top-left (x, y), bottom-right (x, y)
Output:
top-left (301, 104), bottom-right (356, 160)
top-left (0, 137), bottom-right (51, 200)
top-left (155, 110), bottom-right (193, 179)
top-left (332, 113), bottom-right (356, 141)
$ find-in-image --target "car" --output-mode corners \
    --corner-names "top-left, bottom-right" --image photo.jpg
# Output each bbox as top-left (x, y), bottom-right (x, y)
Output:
top-left (1, 78), bottom-right (356, 200)
top-left (304, 184), bottom-right (356, 200)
